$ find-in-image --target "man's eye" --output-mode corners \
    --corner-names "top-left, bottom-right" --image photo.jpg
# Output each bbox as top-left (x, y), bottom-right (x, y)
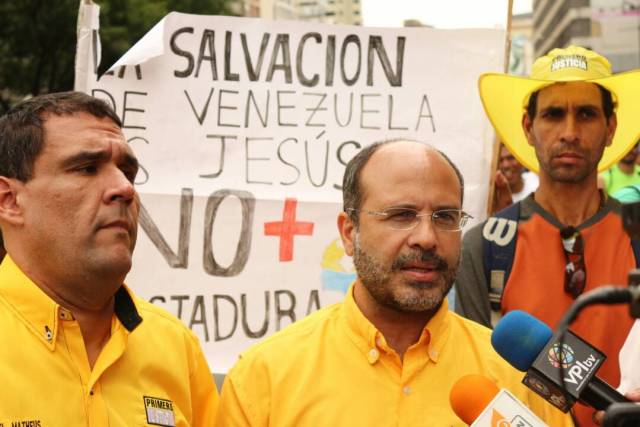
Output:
top-left (122, 167), bottom-right (138, 183)
top-left (542, 108), bottom-right (564, 119)
top-left (78, 165), bottom-right (98, 174)
top-left (433, 210), bottom-right (459, 224)
top-left (578, 108), bottom-right (598, 120)
top-left (386, 209), bottom-right (417, 222)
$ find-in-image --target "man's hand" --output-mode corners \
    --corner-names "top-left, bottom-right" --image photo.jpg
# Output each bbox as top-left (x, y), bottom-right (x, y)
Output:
top-left (491, 170), bottom-right (514, 214)
top-left (593, 389), bottom-right (640, 425)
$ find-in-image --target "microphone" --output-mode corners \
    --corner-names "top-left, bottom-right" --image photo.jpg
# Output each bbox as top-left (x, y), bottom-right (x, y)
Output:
top-left (492, 310), bottom-right (630, 412)
top-left (449, 374), bottom-right (548, 426)
top-left (556, 285), bottom-right (640, 328)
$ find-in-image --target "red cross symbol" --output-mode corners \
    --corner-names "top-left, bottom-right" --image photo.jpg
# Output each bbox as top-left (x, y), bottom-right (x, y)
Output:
top-left (264, 198), bottom-right (314, 262)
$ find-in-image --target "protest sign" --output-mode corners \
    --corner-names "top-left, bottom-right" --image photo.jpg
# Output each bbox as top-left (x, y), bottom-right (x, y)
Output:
top-left (75, 8), bottom-right (504, 372)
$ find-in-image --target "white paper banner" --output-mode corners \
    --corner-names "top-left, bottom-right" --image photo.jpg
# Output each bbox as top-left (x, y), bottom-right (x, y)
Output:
top-left (75, 11), bottom-right (504, 372)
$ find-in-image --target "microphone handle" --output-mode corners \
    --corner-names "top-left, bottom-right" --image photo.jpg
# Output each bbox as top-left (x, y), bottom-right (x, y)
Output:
top-left (581, 376), bottom-right (630, 410)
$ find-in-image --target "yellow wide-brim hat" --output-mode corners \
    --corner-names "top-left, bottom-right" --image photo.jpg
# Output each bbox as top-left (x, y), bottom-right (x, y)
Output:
top-left (479, 45), bottom-right (640, 173)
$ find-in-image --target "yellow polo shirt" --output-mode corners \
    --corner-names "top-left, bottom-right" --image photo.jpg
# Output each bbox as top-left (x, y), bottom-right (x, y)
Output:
top-left (0, 256), bottom-right (218, 426)
top-left (218, 285), bottom-right (572, 427)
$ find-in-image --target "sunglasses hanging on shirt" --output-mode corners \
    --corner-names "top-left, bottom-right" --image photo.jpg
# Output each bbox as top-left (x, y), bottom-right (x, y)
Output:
top-left (560, 226), bottom-right (586, 299)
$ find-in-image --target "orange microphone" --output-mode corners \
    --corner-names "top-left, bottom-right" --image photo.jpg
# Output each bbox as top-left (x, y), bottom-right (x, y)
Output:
top-left (449, 374), bottom-right (548, 426)
top-left (450, 374), bottom-right (500, 424)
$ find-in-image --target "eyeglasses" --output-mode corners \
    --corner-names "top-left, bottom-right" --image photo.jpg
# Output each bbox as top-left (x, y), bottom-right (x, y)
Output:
top-left (346, 207), bottom-right (473, 231)
top-left (560, 226), bottom-right (586, 299)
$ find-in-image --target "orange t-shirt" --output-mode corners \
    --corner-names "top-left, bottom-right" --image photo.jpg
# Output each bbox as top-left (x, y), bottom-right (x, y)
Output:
top-left (501, 202), bottom-right (634, 426)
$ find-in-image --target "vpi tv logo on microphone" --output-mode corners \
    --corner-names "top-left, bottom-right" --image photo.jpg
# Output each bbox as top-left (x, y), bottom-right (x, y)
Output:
top-left (525, 330), bottom-right (606, 411)
top-left (547, 343), bottom-right (599, 388)
top-left (547, 343), bottom-right (574, 369)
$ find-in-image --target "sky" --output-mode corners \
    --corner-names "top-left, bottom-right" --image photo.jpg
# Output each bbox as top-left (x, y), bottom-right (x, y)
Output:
top-left (362, 0), bottom-right (532, 29)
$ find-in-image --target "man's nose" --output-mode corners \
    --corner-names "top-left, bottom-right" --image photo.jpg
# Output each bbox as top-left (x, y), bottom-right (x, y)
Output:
top-left (104, 168), bottom-right (135, 203)
top-left (406, 215), bottom-right (438, 251)
top-left (560, 114), bottom-right (579, 143)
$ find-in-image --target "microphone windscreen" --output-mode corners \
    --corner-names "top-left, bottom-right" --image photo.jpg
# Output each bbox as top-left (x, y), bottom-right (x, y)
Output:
top-left (491, 310), bottom-right (553, 371)
top-left (450, 374), bottom-right (500, 424)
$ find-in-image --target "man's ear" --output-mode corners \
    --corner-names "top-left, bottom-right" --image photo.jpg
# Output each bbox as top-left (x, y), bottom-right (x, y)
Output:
top-left (0, 177), bottom-right (24, 226)
top-left (337, 211), bottom-right (355, 256)
top-left (522, 113), bottom-right (535, 147)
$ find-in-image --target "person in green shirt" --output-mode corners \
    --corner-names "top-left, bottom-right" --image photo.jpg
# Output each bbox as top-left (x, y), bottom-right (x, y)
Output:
top-left (600, 143), bottom-right (640, 195)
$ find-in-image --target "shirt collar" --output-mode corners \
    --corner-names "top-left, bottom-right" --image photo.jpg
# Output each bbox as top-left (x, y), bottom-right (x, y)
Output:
top-left (0, 256), bottom-right (143, 351)
top-left (114, 285), bottom-right (143, 332)
top-left (342, 282), bottom-right (451, 364)
top-left (526, 190), bottom-right (614, 230)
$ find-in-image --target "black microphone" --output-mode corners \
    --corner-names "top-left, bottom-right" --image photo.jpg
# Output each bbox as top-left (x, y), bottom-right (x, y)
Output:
top-left (557, 285), bottom-right (640, 327)
top-left (491, 310), bottom-right (630, 412)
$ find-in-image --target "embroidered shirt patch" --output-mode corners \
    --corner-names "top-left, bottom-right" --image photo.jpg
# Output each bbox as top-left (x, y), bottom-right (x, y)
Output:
top-left (143, 396), bottom-right (176, 427)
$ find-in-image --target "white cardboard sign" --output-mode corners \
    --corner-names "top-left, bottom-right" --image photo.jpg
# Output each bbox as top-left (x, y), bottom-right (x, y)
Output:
top-left (75, 9), bottom-right (504, 372)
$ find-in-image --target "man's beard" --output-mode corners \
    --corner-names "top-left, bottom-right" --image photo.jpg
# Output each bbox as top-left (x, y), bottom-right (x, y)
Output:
top-left (538, 142), bottom-right (603, 184)
top-left (352, 234), bottom-right (457, 313)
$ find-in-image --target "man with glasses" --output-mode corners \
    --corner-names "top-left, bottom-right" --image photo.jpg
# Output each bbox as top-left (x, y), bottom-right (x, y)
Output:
top-left (217, 139), bottom-right (570, 426)
top-left (455, 45), bottom-right (640, 426)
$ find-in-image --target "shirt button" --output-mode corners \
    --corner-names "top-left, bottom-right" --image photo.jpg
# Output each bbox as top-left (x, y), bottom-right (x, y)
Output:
top-left (429, 348), bottom-right (439, 360)
top-left (403, 386), bottom-right (411, 396)
top-left (367, 348), bottom-right (379, 363)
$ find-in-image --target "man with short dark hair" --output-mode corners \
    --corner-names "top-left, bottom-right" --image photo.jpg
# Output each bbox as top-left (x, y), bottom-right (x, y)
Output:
top-left (456, 45), bottom-right (640, 427)
top-left (498, 145), bottom-right (539, 202)
top-left (217, 139), bottom-right (570, 426)
top-left (0, 91), bottom-right (218, 424)
top-left (492, 144), bottom-right (540, 213)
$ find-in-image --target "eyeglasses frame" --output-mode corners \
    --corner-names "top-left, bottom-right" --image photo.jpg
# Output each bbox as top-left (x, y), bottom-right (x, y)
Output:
top-left (345, 207), bottom-right (473, 232)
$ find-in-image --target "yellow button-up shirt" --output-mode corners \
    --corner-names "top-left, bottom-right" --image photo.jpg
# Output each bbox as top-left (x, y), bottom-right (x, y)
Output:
top-left (218, 285), bottom-right (572, 426)
top-left (0, 256), bottom-right (218, 426)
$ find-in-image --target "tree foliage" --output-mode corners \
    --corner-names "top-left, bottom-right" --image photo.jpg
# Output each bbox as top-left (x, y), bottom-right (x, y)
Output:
top-left (0, 1), bottom-right (78, 112)
top-left (0, 0), bottom-right (233, 114)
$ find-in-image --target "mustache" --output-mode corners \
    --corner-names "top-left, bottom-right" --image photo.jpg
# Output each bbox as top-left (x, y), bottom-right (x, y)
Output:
top-left (550, 144), bottom-right (585, 157)
top-left (391, 250), bottom-right (449, 271)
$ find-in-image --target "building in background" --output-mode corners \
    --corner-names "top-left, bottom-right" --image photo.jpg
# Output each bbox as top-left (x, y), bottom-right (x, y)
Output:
top-left (236, 0), bottom-right (275, 19)
top-left (322, 0), bottom-right (362, 25)
top-left (532, 0), bottom-right (640, 71)
top-left (238, 0), bottom-right (361, 24)
top-left (510, 11), bottom-right (534, 75)
top-left (591, 0), bottom-right (640, 70)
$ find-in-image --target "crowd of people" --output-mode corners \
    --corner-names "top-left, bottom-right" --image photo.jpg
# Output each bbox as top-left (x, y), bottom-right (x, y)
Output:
top-left (0, 43), bottom-right (639, 426)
